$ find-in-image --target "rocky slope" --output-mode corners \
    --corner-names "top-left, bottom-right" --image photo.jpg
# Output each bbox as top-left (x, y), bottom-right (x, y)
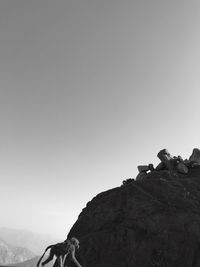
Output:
top-left (68, 165), bottom-right (200, 267)
top-left (0, 238), bottom-right (35, 265)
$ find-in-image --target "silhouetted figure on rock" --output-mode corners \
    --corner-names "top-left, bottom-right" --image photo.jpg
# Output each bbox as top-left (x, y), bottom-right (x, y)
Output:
top-left (36, 237), bottom-right (82, 267)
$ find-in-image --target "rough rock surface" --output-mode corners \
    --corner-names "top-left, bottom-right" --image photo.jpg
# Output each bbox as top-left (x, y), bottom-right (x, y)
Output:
top-left (68, 166), bottom-right (200, 267)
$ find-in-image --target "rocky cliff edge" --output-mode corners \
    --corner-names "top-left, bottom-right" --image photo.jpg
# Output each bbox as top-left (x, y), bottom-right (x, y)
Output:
top-left (68, 149), bottom-right (200, 267)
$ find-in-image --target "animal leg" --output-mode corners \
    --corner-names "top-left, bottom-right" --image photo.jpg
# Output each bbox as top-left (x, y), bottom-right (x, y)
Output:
top-left (55, 256), bottom-right (62, 267)
top-left (41, 251), bottom-right (54, 266)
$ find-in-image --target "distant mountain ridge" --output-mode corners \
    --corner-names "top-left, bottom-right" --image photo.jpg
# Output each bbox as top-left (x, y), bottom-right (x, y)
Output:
top-left (0, 238), bottom-right (35, 265)
top-left (0, 228), bottom-right (59, 255)
top-left (0, 257), bottom-right (53, 267)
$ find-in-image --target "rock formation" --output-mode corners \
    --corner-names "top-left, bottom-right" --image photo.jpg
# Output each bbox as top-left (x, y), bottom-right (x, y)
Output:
top-left (67, 148), bottom-right (200, 267)
top-left (189, 148), bottom-right (200, 165)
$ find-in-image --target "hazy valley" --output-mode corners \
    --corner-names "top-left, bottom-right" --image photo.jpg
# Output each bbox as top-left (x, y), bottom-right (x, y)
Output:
top-left (0, 228), bottom-right (58, 266)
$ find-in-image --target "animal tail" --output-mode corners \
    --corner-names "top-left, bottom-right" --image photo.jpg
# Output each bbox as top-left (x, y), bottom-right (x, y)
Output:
top-left (36, 245), bottom-right (53, 267)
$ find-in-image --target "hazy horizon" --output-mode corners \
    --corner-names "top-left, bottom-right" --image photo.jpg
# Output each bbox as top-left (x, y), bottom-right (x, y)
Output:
top-left (1, 0), bottom-right (200, 239)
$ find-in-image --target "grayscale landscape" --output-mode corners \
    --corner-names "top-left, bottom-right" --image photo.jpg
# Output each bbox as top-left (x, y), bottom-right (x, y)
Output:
top-left (1, 0), bottom-right (200, 266)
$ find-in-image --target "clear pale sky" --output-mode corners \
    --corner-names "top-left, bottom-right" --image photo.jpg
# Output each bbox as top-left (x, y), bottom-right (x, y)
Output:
top-left (0, 0), bottom-right (200, 240)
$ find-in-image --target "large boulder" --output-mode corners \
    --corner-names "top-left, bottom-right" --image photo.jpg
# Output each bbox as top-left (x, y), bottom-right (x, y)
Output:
top-left (67, 167), bottom-right (200, 267)
top-left (189, 148), bottom-right (200, 165)
top-left (157, 149), bottom-right (175, 172)
top-left (137, 165), bottom-right (150, 173)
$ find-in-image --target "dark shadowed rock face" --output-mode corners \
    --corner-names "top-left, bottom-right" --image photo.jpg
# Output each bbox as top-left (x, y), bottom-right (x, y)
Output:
top-left (68, 166), bottom-right (200, 267)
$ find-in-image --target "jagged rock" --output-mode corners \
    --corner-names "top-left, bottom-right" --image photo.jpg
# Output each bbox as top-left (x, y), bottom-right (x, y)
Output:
top-left (135, 172), bottom-right (147, 181)
top-left (122, 178), bottom-right (134, 185)
top-left (189, 148), bottom-right (200, 165)
top-left (155, 162), bottom-right (166, 171)
top-left (67, 166), bottom-right (200, 267)
top-left (148, 164), bottom-right (154, 171)
top-left (177, 155), bottom-right (184, 162)
top-left (177, 162), bottom-right (188, 174)
top-left (137, 165), bottom-right (149, 173)
top-left (157, 149), bottom-right (175, 172)
top-left (157, 149), bottom-right (188, 174)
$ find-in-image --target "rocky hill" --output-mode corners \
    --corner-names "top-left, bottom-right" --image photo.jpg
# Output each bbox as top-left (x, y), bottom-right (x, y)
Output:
top-left (0, 238), bottom-right (35, 265)
top-left (67, 149), bottom-right (200, 267)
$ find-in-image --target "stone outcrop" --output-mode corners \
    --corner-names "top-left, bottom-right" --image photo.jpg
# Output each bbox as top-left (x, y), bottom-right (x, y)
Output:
top-left (189, 148), bottom-right (200, 165)
top-left (67, 149), bottom-right (200, 267)
top-left (136, 148), bottom-right (200, 181)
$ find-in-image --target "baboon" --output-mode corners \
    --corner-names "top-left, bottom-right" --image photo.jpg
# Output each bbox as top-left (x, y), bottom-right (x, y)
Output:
top-left (37, 237), bottom-right (82, 267)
